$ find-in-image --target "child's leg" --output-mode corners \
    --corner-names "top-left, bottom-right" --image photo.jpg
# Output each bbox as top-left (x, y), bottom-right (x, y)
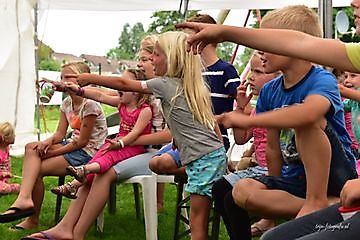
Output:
top-left (294, 121), bottom-right (331, 217)
top-left (189, 194), bottom-right (212, 240)
top-left (149, 154), bottom-right (185, 175)
top-left (233, 178), bottom-right (304, 218)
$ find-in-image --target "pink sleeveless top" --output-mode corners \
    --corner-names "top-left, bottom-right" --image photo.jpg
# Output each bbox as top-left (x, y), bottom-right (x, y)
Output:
top-left (117, 102), bottom-right (152, 137)
top-left (251, 109), bottom-right (267, 167)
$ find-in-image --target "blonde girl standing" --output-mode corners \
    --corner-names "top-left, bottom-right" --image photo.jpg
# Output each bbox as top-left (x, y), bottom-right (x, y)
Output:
top-left (72, 31), bottom-right (227, 240)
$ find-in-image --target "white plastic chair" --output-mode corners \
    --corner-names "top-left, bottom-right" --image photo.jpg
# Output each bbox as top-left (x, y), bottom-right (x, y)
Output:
top-left (97, 173), bottom-right (177, 240)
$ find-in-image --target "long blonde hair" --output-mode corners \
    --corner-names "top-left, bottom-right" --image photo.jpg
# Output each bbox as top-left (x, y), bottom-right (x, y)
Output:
top-left (157, 31), bottom-right (215, 129)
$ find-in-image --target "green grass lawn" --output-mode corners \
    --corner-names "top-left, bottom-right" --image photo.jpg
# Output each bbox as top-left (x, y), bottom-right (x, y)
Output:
top-left (0, 156), bottom-right (240, 240)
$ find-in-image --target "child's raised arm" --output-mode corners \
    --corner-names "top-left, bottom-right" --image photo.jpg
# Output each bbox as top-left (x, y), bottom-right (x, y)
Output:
top-left (65, 82), bottom-right (120, 107)
top-left (66, 73), bottom-right (153, 94)
top-left (176, 22), bottom-right (358, 72)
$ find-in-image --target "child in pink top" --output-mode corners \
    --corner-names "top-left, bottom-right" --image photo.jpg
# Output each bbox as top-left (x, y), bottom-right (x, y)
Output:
top-left (0, 122), bottom-right (20, 194)
top-left (52, 69), bottom-right (153, 199)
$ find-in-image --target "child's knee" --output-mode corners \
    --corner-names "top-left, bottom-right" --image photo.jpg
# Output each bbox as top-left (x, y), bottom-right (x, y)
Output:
top-left (149, 156), bottom-right (161, 173)
top-left (232, 178), bottom-right (261, 208)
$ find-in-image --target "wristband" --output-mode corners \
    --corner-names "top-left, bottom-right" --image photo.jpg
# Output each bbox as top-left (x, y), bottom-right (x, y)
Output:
top-left (117, 139), bottom-right (125, 149)
top-left (76, 87), bottom-right (85, 96)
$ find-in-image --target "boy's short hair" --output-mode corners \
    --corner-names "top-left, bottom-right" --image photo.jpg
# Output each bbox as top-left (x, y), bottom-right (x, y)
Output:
top-left (187, 14), bottom-right (217, 24)
top-left (260, 5), bottom-right (322, 38)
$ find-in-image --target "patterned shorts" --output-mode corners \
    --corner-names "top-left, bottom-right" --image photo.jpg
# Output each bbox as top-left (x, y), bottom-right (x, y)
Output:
top-left (185, 147), bottom-right (227, 198)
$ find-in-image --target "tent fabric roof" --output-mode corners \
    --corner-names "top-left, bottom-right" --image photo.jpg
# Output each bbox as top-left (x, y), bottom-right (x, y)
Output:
top-left (37, 0), bottom-right (351, 11)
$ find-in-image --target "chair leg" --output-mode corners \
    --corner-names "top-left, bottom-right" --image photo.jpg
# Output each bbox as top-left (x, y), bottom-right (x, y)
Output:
top-left (54, 176), bottom-right (65, 223)
top-left (140, 176), bottom-right (158, 240)
top-left (133, 183), bottom-right (141, 220)
top-left (108, 182), bottom-right (117, 214)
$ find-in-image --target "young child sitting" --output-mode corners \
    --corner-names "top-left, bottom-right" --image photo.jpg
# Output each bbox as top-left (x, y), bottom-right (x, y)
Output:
top-left (52, 69), bottom-right (153, 198)
top-left (0, 122), bottom-right (20, 194)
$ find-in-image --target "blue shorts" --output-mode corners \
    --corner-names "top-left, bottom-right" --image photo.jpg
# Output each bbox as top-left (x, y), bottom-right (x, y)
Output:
top-left (62, 141), bottom-right (92, 166)
top-left (254, 175), bottom-right (307, 198)
top-left (155, 143), bottom-right (181, 167)
top-left (224, 165), bottom-right (268, 187)
top-left (185, 147), bottom-right (227, 198)
top-left (254, 124), bottom-right (357, 198)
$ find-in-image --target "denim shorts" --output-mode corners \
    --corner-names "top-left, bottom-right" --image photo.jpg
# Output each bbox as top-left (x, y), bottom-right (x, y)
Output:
top-left (62, 141), bottom-right (92, 166)
top-left (254, 175), bottom-right (307, 198)
top-left (185, 147), bottom-right (227, 198)
top-left (224, 165), bottom-right (268, 187)
top-left (154, 142), bottom-right (181, 167)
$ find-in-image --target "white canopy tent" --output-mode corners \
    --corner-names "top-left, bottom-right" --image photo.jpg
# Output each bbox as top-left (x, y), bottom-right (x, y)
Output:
top-left (0, 0), bottom-right (352, 155)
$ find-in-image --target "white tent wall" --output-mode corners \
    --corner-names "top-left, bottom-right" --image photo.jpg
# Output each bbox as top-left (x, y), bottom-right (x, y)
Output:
top-left (1, 0), bottom-right (36, 155)
top-left (37, 0), bottom-right (350, 11)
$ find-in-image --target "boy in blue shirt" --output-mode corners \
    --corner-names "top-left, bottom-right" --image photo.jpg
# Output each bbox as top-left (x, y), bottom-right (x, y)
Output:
top-left (214, 5), bottom-right (357, 240)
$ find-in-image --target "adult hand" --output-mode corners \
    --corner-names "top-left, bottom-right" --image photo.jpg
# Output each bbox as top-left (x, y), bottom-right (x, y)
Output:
top-left (340, 178), bottom-right (360, 208)
top-left (236, 79), bottom-right (253, 110)
top-left (33, 140), bottom-right (51, 156)
top-left (175, 22), bottom-right (225, 54)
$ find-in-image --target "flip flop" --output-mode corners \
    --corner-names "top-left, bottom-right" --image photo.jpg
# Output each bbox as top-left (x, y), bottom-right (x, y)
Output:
top-left (9, 224), bottom-right (25, 230)
top-left (0, 206), bottom-right (35, 223)
top-left (21, 231), bottom-right (56, 240)
top-left (251, 222), bottom-right (273, 237)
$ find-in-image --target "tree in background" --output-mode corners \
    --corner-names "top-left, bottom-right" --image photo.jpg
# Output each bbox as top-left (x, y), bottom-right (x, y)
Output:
top-left (107, 22), bottom-right (146, 60)
top-left (107, 10), bottom-right (237, 63)
top-left (37, 40), bottom-right (61, 71)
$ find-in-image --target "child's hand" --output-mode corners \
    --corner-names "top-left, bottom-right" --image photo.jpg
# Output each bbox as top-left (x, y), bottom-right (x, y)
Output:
top-left (175, 22), bottom-right (225, 54)
top-left (65, 73), bottom-right (94, 87)
top-left (236, 79), bottom-right (253, 111)
top-left (64, 81), bottom-right (80, 93)
top-left (216, 111), bottom-right (250, 129)
top-left (102, 138), bottom-right (122, 153)
top-left (340, 178), bottom-right (360, 208)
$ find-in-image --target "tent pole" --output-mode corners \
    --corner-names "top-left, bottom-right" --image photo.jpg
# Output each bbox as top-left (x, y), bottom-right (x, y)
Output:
top-left (319, 0), bottom-right (333, 38)
top-left (34, 3), bottom-right (40, 141)
top-left (216, 9), bottom-right (230, 24)
top-left (230, 9), bottom-right (251, 64)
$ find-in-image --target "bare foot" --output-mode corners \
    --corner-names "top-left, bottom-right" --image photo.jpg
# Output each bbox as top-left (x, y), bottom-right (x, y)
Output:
top-left (251, 219), bottom-right (275, 237)
top-left (157, 203), bottom-right (164, 212)
top-left (2, 199), bottom-right (34, 215)
top-left (14, 217), bottom-right (39, 230)
top-left (29, 227), bottom-right (73, 240)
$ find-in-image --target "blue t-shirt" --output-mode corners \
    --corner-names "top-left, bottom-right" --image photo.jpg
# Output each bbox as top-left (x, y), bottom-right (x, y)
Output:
top-left (203, 59), bottom-right (240, 140)
top-left (256, 66), bottom-right (355, 177)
